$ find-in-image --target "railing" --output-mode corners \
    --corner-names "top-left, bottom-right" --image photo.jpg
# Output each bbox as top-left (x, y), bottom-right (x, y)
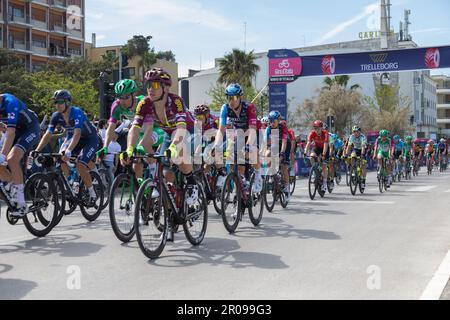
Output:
top-left (50, 22), bottom-right (67, 33)
top-left (32, 46), bottom-right (49, 56)
top-left (9, 39), bottom-right (30, 51)
top-left (33, 0), bottom-right (49, 5)
top-left (31, 19), bottom-right (48, 30)
top-left (68, 48), bottom-right (81, 56)
top-left (49, 46), bottom-right (67, 57)
top-left (68, 29), bottom-right (83, 38)
top-left (51, 0), bottom-right (67, 8)
top-left (8, 13), bottom-right (31, 25)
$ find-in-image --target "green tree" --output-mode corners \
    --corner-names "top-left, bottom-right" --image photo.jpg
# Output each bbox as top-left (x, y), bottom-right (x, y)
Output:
top-left (156, 50), bottom-right (176, 62)
top-left (123, 35), bottom-right (152, 58)
top-left (24, 71), bottom-right (99, 118)
top-left (323, 75), bottom-right (361, 91)
top-left (207, 83), bottom-right (268, 117)
top-left (217, 49), bottom-right (260, 88)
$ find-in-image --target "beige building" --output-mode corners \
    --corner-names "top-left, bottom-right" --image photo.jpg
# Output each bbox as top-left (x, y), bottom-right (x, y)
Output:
top-left (0, 0), bottom-right (85, 72)
top-left (432, 75), bottom-right (450, 138)
top-left (85, 40), bottom-right (179, 94)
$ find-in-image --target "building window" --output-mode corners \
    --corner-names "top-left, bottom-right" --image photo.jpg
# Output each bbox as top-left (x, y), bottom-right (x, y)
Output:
top-left (129, 67), bottom-right (135, 77)
top-left (32, 39), bottom-right (47, 48)
top-left (10, 7), bottom-right (25, 18)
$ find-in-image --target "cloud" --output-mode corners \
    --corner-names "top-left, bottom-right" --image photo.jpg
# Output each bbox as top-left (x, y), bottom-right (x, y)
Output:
top-left (312, 2), bottom-right (379, 45)
top-left (96, 0), bottom-right (235, 32)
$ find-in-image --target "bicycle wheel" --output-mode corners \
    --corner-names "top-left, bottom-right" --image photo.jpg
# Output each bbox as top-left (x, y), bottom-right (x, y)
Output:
top-left (79, 171), bottom-right (104, 222)
top-left (22, 173), bottom-right (59, 237)
top-left (109, 173), bottom-right (137, 243)
top-left (335, 171), bottom-right (342, 186)
top-left (134, 178), bottom-right (167, 259)
top-left (248, 173), bottom-right (264, 226)
top-left (212, 175), bottom-right (223, 215)
top-left (345, 166), bottom-right (350, 186)
top-left (221, 173), bottom-right (241, 234)
top-left (98, 168), bottom-right (112, 211)
top-left (183, 184), bottom-right (208, 246)
top-left (289, 175), bottom-right (296, 196)
top-left (263, 175), bottom-right (276, 212)
top-left (6, 211), bottom-right (19, 225)
top-left (52, 176), bottom-right (66, 226)
top-left (308, 167), bottom-right (317, 200)
top-left (349, 166), bottom-right (358, 196)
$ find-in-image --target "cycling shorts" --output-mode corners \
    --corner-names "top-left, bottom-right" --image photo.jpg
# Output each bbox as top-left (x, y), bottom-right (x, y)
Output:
top-left (14, 125), bottom-right (40, 154)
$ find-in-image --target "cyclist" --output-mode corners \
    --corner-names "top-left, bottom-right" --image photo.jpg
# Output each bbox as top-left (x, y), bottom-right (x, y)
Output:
top-left (305, 120), bottom-right (330, 193)
top-left (213, 83), bottom-right (263, 193)
top-left (265, 111), bottom-right (291, 200)
top-left (0, 93), bottom-right (40, 217)
top-left (403, 136), bottom-right (414, 174)
top-left (124, 68), bottom-right (199, 206)
top-left (33, 90), bottom-right (101, 204)
top-left (391, 135), bottom-right (404, 178)
top-left (412, 139), bottom-right (423, 171)
top-left (437, 138), bottom-right (447, 169)
top-left (345, 126), bottom-right (367, 188)
top-left (261, 116), bottom-right (270, 131)
top-left (282, 121), bottom-right (297, 177)
top-left (373, 130), bottom-right (392, 187)
top-left (425, 139), bottom-right (435, 170)
top-left (329, 133), bottom-right (344, 187)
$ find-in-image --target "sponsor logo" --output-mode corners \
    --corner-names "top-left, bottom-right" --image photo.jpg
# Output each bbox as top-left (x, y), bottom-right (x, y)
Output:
top-left (425, 48), bottom-right (440, 69)
top-left (321, 55), bottom-right (336, 75)
top-left (369, 53), bottom-right (388, 63)
top-left (361, 52), bottom-right (399, 72)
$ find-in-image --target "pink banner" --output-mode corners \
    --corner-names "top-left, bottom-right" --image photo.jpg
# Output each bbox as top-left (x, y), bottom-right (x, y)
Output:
top-left (269, 57), bottom-right (302, 78)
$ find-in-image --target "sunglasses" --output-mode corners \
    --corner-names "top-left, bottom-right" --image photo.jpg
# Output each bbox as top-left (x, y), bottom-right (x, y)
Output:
top-left (118, 94), bottom-right (131, 100)
top-left (54, 100), bottom-right (66, 105)
top-left (146, 81), bottom-right (162, 90)
top-left (227, 96), bottom-right (240, 102)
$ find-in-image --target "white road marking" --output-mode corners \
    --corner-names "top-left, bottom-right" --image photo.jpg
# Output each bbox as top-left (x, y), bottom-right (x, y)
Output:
top-left (445, 190), bottom-right (450, 193)
top-left (405, 186), bottom-right (436, 192)
top-left (420, 249), bottom-right (450, 300)
top-left (297, 200), bottom-right (394, 205)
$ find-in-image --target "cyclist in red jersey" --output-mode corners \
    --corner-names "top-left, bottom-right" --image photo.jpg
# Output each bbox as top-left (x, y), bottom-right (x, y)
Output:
top-left (305, 120), bottom-right (330, 192)
top-left (124, 68), bottom-right (199, 207)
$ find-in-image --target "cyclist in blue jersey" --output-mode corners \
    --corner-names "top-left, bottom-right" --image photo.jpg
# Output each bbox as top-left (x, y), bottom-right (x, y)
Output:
top-left (213, 84), bottom-right (262, 192)
top-left (391, 135), bottom-right (404, 178)
top-left (33, 90), bottom-right (101, 204)
top-left (328, 133), bottom-right (344, 189)
top-left (0, 93), bottom-right (40, 217)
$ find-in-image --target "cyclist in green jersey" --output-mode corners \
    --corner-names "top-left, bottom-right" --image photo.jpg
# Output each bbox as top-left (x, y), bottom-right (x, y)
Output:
top-left (373, 130), bottom-right (393, 186)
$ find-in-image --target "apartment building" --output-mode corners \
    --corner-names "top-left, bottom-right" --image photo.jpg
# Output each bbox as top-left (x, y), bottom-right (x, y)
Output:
top-left (0, 0), bottom-right (85, 71)
top-left (432, 75), bottom-right (450, 138)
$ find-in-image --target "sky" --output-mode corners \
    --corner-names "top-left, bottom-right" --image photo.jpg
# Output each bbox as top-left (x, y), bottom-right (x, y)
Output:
top-left (85, 0), bottom-right (450, 77)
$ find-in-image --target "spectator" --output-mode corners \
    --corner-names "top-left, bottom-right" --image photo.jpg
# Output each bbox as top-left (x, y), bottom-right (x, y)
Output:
top-left (97, 119), bottom-right (107, 143)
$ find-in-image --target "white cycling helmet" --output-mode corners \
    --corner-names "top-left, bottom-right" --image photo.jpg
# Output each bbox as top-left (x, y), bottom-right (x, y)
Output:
top-left (261, 116), bottom-right (270, 125)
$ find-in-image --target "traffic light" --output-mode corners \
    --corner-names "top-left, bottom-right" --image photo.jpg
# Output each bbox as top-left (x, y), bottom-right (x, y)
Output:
top-left (101, 82), bottom-right (115, 119)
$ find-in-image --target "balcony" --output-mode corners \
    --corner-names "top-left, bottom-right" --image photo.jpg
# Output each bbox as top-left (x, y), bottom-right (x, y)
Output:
top-left (32, 0), bottom-right (50, 6)
top-left (49, 23), bottom-right (69, 35)
top-left (50, 0), bottom-right (67, 11)
top-left (31, 19), bottom-right (48, 30)
top-left (8, 14), bottom-right (32, 27)
top-left (49, 46), bottom-right (67, 59)
top-left (32, 45), bottom-right (49, 57)
top-left (68, 47), bottom-right (82, 58)
top-left (437, 88), bottom-right (450, 95)
top-left (9, 39), bottom-right (32, 53)
top-left (437, 104), bottom-right (450, 110)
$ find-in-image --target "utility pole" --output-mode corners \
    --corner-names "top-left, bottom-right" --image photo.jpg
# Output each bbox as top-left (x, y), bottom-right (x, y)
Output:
top-left (244, 22), bottom-right (247, 52)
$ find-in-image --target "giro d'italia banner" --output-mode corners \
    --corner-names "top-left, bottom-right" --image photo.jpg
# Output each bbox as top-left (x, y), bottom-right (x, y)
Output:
top-left (268, 46), bottom-right (450, 80)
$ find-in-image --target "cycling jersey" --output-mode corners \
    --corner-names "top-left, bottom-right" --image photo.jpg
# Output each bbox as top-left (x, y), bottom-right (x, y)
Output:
top-left (403, 143), bottom-right (413, 157)
top-left (0, 93), bottom-right (39, 132)
top-left (437, 142), bottom-right (446, 153)
top-left (265, 122), bottom-right (289, 145)
top-left (413, 144), bottom-right (422, 153)
top-left (308, 130), bottom-right (329, 149)
top-left (393, 140), bottom-right (405, 152)
top-left (376, 137), bottom-right (391, 156)
top-left (219, 101), bottom-right (257, 130)
top-left (426, 143), bottom-right (434, 153)
top-left (348, 133), bottom-right (367, 150)
top-left (201, 114), bottom-right (219, 131)
top-left (133, 93), bottom-right (194, 135)
top-left (109, 95), bottom-right (145, 124)
top-left (48, 106), bottom-right (96, 139)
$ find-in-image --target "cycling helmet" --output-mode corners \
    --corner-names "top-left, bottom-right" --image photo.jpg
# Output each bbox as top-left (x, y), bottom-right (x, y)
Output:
top-left (53, 89), bottom-right (72, 102)
top-left (429, 139), bottom-right (435, 144)
top-left (440, 138), bottom-right (446, 143)
top-left (194, 104), bottom-right (210, 116)
top-left (115, 79), bottom-right (137, 95)
top-left (225, 83), bottom-right (243, 96)
top-left (352, 125), bottom-right (361, 132)
top-left (405, 136), bottom-right (413, 143)
top-left (268, 111), bottom-right (281, 122)
top-left (313, 120), bottom-right (323, 128)
top-left (393, 135), bottom-right (400, 142)
top-left (379, 130), bottom-right (388, 137)
top-left (144, 68), bottom-right (172, 87)
top-left (414, 138), bottom-right (420, 144)
top-left (261, 116), bottom-right (270, 125)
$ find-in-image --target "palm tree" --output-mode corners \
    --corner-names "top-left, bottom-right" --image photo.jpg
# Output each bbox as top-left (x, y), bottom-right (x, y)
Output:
top-left (217, 48), bottom-right (260, 87)
top-left (323, 75), bottom-right (360, 90)
top-left (139, 51), bottom-right (157, 79)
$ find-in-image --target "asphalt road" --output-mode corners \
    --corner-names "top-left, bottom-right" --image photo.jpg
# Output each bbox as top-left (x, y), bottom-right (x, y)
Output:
top-left (0, 169), bottom-right (449, 300)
